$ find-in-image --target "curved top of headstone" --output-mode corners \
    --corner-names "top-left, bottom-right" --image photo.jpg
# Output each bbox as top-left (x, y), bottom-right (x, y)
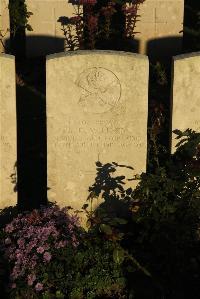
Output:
top-left (47, 50), bottom-right (148, 61)
top-left (173, 51), bottom-right (200, 61)
top-left (0, 54), bottom-right (15, 60)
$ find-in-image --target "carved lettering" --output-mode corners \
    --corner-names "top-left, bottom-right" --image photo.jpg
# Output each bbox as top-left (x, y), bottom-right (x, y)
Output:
top-left (53, 119), bottom-right (143, 151)
top-left (194, 120), bottom-right (200, 131)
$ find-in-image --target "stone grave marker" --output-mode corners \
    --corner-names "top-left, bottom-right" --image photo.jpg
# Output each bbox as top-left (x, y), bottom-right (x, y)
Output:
top-left (0, 0), bottom-right (10, 53)
top-left (171, 52), bottom-right (200, 152)
top-left (47, 50), bottom-right (148, 213)
top-left (0, 54), bottom-right (17, 209)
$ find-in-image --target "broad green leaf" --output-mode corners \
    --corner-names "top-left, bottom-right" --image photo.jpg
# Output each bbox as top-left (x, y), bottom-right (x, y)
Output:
top-left (113, 247), bottom-right (125, 264)
top-left (99, 224), bottom-right (113, 235)
top-left (114, 217), bottom-right (127, 225)
top-left (56, 291), bottom-right (65, 299)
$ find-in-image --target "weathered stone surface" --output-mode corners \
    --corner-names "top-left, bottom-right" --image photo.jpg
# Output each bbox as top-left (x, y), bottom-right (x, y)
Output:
top-left (0, 54), bottom-right (17, 208)
top-left (0, 0), bottom-right (10, 53)
top-left (171, 52), bottom-right (200, 152)
top-left (47, 51), bottom-right (148, 212)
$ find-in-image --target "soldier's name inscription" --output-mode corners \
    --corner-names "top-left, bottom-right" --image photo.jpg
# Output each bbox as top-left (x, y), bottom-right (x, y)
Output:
top-left (52, 119), bottom-right (143, 151)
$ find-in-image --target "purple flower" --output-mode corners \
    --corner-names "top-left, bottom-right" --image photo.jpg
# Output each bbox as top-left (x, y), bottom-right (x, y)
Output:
top-left (43, 251), bottom-right (52, 262)
top-left (17, 238), bottom-right (25, 248)
top-left (29, 260), bottom-right (37, 269)
top-left (11, 265), bottom-right (21, 280)
top-left (3, 203), bottom-right (80, 290)
top-left (27, 273), bottom-right (36, 286)
top-left (27, 239), bottom-right (38, 252)
top-left (35, 282), bottom-right (43, 292)
top-left (16, 252), bottom-right (23, 260)
top-left (36, 246), bottom-right (45, 254)
top-left (55, 240), bottom-right (67, 249)
top-left (5, 223), bottom-right (14, 233)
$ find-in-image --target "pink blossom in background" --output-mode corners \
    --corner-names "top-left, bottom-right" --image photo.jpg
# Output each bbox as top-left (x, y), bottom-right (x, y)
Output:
top-left (17, 238), bottom-right (25, 248)
top-left (36, 246), bottom-right (45, 254)
top-left (70, 16), bottom-right (82, 25)
top-left (5, 223), bottom-right (14, 233)
top-left (43, 251), bottom-right (52, 263)
top-left (27, 273), bottom-right (36, 286)
top-left (55, 240), bottom-right (67, 249)
top-left (122, 5), bottom-right (137, 15)
top-left (35, 282), bottom-right (43, 292)
top-left (87, 15), bottom-right (98, 29)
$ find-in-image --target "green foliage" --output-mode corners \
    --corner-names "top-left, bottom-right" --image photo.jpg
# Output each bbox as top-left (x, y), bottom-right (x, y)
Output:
top-left (147, 61), bottom-right (170, 172)
top-left (1, 206), bottom-right (127, 299)
top-left (86, 129), bottom-right (200, 298)
top-left (66, 237), bottom-right (126, 299)
top-left (10, 237), bottom-right (126, 299)
top-left (1, 129), bottom-right (200, 298)
top-left (9, 0), bottom-right (33, 36)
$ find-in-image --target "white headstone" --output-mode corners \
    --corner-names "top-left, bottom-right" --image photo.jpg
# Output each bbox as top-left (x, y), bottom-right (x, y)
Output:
top-left (47, 50), bottom-right (148, 213)
top-left (171, 52), bottom-right (200, 152)
top-left (0, 54), bottom-right (17, 208)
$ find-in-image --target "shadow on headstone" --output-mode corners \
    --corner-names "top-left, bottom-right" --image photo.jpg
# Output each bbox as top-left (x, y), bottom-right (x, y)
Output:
top-left (146, 37), bottom-right (184, 159)
top-left (26, 32), bottom-right (140, 56)
top-left (146, 36), bottom-right (183, 63)
top-left (95, 38), bottom-right (139, 53)
top-left (15, 56), bottom-right (47, 211)
top-left (26, 35), bottom-right (66, 57)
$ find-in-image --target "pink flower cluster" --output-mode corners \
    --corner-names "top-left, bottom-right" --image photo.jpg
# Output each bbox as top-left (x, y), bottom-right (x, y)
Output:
top-left (63, 0), bottom-right (146, 50)
top-left (122, 1), bottom-right (145, 38)
top-left (3, 205), bottom-right (80, 292)
top-left (101, 2), bottom-right (116, 18)
top-left (69, 15), bottom-right (82, 25)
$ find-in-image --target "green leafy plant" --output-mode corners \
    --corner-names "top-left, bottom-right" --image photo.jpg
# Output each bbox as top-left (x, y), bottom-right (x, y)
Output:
top-left (85, 129), bottom-right (200, 298)
top-left (1, 204), bottom-right (128, 298)
top-left (130, 130), bottom-right (200, 298)
top-left (147, 61), bottom-right (170, 172)
top-left (9, 0), bottom-right (33, 37)
top-left (1, 129), bottom-right (199, 298)
top-left (7, 0), bottom-right (33, 55)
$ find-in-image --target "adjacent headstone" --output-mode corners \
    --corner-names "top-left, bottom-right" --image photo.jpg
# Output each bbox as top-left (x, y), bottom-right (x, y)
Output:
top-left (0, 0), bottom-right (10, 53)
top-left (0, 54), bottom-right (17, 208)
top-left (171, 52), bottom-right (200, 152)
top-left (47, 50), bottom-right (148, 212)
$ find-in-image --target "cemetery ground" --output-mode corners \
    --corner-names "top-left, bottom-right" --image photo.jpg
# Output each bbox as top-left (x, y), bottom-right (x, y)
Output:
top-left (0, 53), bottom-right (200, 298)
